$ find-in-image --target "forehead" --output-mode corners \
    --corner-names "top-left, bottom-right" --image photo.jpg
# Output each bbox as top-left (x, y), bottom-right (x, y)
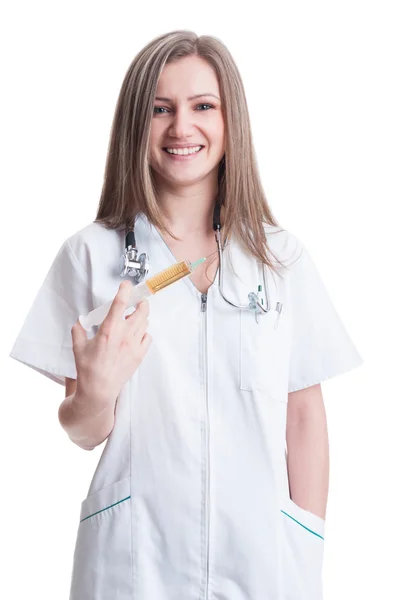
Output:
top-left (156, 55), bottom-right (220, 97)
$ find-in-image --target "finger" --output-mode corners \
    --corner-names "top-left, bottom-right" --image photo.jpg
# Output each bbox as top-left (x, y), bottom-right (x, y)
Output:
top-left (125, 299), bottom-right (149, 320)
top-left (125, 311), bottom-right (148, 338)
top-left (71, 320), bottom-right (87, 349)
top-left (135, 299), bottom-right (149, 317)
top-left (127, 315), bottom-right (149, 341)
top-left (102, 280), bottom-right (133, 329)
top-left (140, 332), bottom-right (152, 351)
top-left (125, 301), bottom-right (149, 333)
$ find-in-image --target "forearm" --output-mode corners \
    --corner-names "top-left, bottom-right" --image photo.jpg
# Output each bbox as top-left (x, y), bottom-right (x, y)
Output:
top-left (286, 390), bottom-right (329, 520)
top-left (58, 390), bottom-right (115, 451)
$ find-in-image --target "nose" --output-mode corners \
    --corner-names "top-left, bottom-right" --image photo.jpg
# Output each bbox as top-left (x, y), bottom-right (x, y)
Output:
top-left (168, 106), bottom-right (194, 139)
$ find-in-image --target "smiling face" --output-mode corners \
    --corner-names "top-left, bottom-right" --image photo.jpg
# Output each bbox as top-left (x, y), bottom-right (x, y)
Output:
top-left (149, 55), bottom-right (225, 189)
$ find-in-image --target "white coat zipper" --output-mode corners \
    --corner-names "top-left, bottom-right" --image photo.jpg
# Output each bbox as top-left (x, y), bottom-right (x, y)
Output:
top-left (201, 293), bottom-right (208, 313)
top-left (201, 292), bottom-right (210, 600)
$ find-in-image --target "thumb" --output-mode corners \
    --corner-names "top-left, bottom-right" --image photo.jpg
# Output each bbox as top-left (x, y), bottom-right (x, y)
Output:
top-left (71, 319), bottom-right (88, 349)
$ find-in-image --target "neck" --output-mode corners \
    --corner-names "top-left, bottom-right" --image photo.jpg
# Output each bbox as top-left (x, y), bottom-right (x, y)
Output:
top-left (154, 172), bottom-right (219, 238)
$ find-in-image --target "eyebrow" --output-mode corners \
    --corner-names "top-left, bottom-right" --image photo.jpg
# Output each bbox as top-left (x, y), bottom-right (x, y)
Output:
top-left (154, 93), bottom-right (220, 102)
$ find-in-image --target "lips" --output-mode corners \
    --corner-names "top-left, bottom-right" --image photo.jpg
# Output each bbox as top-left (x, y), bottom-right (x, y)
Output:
top-left (162, 146), bottom-right (204, 152)
top-left (162, 145), bottom-right (204, 150)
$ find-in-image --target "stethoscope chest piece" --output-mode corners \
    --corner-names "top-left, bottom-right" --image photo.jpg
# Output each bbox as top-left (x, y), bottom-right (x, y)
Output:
top-left (119, 229), bottom-right (150, 283)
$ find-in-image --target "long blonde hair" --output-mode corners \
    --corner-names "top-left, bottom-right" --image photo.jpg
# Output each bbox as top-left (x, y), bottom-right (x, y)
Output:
top-left (95, 30), bottom-right (287, 274)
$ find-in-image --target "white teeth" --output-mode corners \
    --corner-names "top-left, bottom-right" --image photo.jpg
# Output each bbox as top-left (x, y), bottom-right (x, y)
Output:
top-left (165, 146), bottom-right (202, 155)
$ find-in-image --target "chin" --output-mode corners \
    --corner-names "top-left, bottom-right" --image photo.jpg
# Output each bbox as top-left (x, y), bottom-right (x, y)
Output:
top-left (170, 171), bottom-right (214, 185)
top-left (155, 165), bottom-right (209, 183)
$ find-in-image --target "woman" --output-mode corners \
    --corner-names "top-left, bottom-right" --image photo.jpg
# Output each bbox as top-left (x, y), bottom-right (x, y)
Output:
top-left (9, 30), bottom-right (363, 600)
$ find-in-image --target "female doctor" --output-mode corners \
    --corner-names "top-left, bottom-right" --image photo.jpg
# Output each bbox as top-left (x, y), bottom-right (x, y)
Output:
top-left (10, 30), bottom-right (363, 600)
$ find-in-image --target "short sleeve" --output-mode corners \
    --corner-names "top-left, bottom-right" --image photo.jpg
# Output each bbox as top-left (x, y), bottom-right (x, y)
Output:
top-left (9, 238), bottom-right (93, 386)
top-left (287, 240), bottom-right (364, 393)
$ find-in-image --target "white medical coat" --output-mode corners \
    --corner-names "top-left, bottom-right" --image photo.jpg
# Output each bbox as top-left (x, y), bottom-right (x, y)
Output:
top-left (9, 214), bottom-right (363, 600)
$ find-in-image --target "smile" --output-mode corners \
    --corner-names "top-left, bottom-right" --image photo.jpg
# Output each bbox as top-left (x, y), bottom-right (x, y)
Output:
top-left (163, 145), bottom-right (204, 155)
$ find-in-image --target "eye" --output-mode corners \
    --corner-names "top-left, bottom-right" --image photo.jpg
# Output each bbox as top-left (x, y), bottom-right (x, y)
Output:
top-left (153, 103), bottom-right (214, 115)
top-left (196, 104), bottom-right (213, 111)
top-left (153, 106), bottom-right (169, 115)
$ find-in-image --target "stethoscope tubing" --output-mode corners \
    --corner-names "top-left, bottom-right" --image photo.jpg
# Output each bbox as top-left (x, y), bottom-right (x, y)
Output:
top-left (121, 203), bottom-right (273, 317)
top-left (215, 229), bottom-right (271, 314)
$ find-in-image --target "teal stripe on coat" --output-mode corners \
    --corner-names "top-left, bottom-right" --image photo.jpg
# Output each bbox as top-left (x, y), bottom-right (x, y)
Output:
top-left (80, 496), bottom-right (131, 522)
top-left (281, 509), bottom-right (324, 540)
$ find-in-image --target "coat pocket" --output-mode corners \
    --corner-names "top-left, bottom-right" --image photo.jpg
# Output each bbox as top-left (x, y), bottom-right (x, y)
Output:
top-left (280, 497), bottom-right (325, 600)
top-left (69, 476), bottom-right (132, 600)
top-left (240, 306), bottom-right (290, 401)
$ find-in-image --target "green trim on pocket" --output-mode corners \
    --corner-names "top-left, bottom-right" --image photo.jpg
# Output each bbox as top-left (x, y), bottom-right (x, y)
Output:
top-left (80, 495), bottom-right (131, 522)
top-left (281, 509), bottom-right (324, 540)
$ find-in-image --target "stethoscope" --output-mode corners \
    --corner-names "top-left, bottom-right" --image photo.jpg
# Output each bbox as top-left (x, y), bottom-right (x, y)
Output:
top-left (119, 203), bottom-right (283, 323)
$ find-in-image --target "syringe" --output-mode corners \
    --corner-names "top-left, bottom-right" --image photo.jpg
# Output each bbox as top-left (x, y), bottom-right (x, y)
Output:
top-left (79, 257), bottom-right (206, 332)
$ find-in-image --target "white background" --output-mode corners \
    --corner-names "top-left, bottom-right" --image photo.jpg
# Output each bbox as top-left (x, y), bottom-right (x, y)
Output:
top-left (1, 1), bottom-right (396, 598)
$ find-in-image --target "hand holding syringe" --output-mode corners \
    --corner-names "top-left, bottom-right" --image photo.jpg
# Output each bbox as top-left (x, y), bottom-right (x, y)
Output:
top-left (79, 257), bottom-right (206, 332)
top-left (68, 256), bottom-right (207, 449)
